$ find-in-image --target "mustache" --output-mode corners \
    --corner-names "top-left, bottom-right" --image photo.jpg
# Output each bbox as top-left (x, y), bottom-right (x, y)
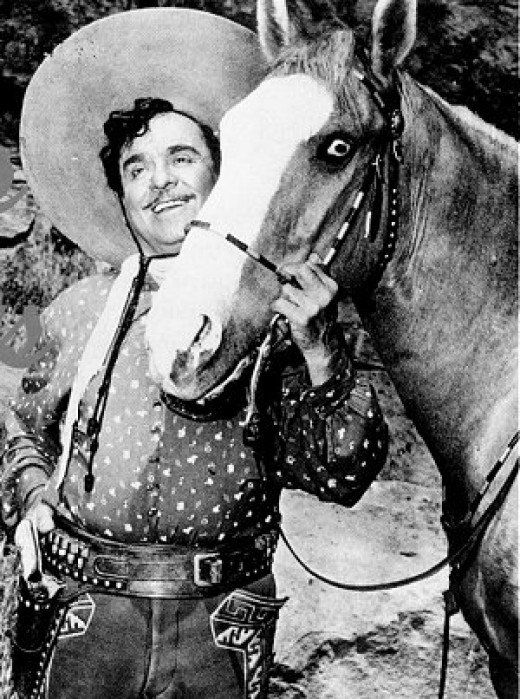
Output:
top-left (144, 191), bottom-right (195, 210)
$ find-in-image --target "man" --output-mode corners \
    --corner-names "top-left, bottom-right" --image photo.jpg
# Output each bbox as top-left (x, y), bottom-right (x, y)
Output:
top-left (1, 9), bottom-right (388, 698)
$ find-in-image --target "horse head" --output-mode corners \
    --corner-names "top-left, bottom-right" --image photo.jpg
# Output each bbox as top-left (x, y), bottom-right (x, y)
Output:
top-left (146, 0), bottom-right (418, 400)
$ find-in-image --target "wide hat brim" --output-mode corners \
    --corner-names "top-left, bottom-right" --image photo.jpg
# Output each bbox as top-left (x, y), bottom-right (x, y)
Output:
top-left (20, 8), bottom-right (267, 267)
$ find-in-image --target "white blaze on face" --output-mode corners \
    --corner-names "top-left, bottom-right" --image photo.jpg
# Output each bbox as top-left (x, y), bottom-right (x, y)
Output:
top-left (147, 75), bottom-right (333, 381)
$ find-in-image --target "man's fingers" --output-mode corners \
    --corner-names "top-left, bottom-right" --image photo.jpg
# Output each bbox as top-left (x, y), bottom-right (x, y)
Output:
top-left (271, 298), bottom-right (308, 328)
top-left (306, 257), bottom-right (338, 295)
top-left (308, 252), bottom-right (323, 265)
top-left (279, 284), bottom-right (320, 320)
top-left (280, 261), bottom-right (337, 303)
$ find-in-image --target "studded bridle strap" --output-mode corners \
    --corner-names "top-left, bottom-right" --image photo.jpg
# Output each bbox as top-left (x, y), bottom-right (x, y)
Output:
top-left (188, 70), bottom-right (403, 291)
top-left (179, 68), bottom-right (404, 424)
top-left (187, 220), bottom-right (300, 288)
top-left (188, 137), bottom-right (398, 287)
top-left (350, 62), bottom-right (404, 287)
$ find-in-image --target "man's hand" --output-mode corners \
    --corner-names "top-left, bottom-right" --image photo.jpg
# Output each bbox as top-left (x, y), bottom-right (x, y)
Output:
top-left (14, 498), bottom-right (54, 581)
top-left (271, 253), bottom-right (340, 385)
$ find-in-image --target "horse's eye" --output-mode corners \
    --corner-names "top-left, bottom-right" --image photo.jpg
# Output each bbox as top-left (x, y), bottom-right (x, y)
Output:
top-left (326, 138), bottom-right (350, 158)
top-left (318, 135), bottom-right (352, 164)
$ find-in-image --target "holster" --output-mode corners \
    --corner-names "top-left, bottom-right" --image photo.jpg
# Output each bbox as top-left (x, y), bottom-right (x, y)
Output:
top-left (14, 574), bottom-right (67, 698)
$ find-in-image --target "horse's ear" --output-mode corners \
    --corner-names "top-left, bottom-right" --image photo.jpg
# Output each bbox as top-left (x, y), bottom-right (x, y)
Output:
top-left (257, 0), bottom-right (341, 62)
top-left (371, 0), bottom-right (416, 84)
top-left (257, 0), bottom-right (295, 62)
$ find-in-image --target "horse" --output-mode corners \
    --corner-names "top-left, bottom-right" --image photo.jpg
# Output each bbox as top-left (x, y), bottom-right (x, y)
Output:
top-left (145, 0), bottom-right (518, 694)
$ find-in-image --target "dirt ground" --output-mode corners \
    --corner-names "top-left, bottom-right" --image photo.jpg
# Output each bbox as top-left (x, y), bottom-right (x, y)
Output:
top-left (0, 297), bottom-right (496, 698)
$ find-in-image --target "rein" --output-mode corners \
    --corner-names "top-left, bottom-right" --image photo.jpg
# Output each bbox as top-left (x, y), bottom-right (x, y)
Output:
top-left (280, 432), bottom-right (518, 699)
top-left (279, 431), bottom-right (518, 593)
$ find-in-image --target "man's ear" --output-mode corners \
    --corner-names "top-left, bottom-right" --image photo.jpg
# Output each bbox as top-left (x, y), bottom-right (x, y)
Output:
top-left (371, 0), bottom-right (416, 85)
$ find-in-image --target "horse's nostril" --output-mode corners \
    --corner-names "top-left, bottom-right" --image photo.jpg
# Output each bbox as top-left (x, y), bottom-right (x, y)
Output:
top-left (191, 314), bottom-right (222, 357)
top-left (193, 315), bottom-right (212, 345)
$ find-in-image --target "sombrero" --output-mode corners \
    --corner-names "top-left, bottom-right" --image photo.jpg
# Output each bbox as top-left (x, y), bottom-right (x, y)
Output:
top-left (20, 8), bottom-right (267, 267)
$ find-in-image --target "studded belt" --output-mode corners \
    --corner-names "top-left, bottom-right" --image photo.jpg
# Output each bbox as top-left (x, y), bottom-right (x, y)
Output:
top-left (40, 518), bottom-right (277, 599)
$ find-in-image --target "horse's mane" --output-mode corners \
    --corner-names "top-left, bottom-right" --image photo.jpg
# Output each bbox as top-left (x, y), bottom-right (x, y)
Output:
top-left (402, 74), bottom-right (517, 169)
top-left (272, 30), bottom-right (356, 99)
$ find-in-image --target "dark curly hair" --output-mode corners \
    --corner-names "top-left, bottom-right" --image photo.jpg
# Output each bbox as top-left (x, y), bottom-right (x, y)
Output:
top-left (99, 97), bottom-right (221, 196)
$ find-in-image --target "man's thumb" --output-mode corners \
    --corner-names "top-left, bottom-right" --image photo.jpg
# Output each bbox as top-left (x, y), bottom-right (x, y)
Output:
top-left (14, 503), bottom-right (54, 581)
top-left (14, 518), bottom-right (41, 580)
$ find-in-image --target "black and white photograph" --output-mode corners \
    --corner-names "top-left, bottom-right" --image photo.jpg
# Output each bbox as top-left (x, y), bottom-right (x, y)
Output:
top-left (0, 1), bottom-right (517, 697)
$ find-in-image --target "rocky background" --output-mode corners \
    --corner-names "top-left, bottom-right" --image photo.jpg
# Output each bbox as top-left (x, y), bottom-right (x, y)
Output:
top-left (0, 1), bottom-right (517, 697)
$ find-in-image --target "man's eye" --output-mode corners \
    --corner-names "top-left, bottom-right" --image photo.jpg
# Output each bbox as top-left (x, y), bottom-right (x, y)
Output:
top-left (173, 154), bottom-right (195, 165)
top-left (129, 166), bottom-right (145, 179)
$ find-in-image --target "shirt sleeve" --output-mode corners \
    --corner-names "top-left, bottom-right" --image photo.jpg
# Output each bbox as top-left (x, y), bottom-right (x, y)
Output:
top-left (0, 280), bottom-right (94, 528)
top-left (267, 323), bottom-right (389, 507)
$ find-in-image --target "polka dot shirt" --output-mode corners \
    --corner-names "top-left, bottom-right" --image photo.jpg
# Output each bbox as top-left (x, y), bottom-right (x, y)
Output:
top-left (1, 274), bottom-right (389, 546)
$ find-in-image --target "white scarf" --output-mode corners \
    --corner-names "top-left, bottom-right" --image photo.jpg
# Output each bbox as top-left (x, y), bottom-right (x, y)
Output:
top-left (48, 253), bottom-right (175, 497)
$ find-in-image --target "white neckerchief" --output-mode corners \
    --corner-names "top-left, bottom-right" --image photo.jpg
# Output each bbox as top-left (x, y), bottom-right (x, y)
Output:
top-left (49, 253), bottom-right (176, 497)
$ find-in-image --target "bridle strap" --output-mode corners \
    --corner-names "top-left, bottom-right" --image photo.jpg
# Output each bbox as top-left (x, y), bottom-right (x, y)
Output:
top-left (188, 136), bottom-right (397, 287)
top-left (321, 148), bottom-right (384, 269)
top-left (187, 220), bottom-right (301, 288)
top-left (188, 67), bottom-right (403, 292)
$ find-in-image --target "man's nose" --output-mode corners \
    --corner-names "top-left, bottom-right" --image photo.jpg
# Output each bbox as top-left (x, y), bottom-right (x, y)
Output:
top-left (151, 161), bottom-right (177, 190)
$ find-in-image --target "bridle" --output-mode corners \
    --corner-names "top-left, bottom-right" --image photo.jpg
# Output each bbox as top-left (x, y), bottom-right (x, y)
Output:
top-left (187, 58), bottom-right (404, 294)
top-left (172, 60), bottom-right (406, 426)
top-left (167, 63), bottom-right (403, 429)
top-left (177, 59), bottom-right (405, 419)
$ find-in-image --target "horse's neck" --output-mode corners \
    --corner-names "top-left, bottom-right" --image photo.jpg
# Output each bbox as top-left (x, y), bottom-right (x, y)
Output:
top-left (360, 74), bottom-right (518, 500)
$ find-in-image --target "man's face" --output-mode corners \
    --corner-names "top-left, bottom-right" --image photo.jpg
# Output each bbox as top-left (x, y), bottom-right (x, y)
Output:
top-left (119, 112), bottom-right (216, 256)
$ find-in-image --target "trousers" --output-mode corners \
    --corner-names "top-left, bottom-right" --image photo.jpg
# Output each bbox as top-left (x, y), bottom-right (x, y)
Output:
top-left (16, 575), bottom-right (279, 699)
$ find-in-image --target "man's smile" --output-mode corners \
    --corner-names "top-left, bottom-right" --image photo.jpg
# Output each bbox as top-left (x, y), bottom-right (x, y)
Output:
top-left (149, 194), bottom-right (195, 214)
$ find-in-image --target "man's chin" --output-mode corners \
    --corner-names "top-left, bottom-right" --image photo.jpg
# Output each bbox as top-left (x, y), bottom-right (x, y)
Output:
top-left (154, 238), bottom-right (184, 256)
top-left (150, 225), bottom-right (190, 255)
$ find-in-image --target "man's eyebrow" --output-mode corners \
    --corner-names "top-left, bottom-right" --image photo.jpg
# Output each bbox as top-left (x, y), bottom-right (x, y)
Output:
top-left (121, 153), bottom-right (144, 171)
top-left (121, 145), bottom-right (201, 172)
top-left (167, 144), bottom-right (201, 156)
